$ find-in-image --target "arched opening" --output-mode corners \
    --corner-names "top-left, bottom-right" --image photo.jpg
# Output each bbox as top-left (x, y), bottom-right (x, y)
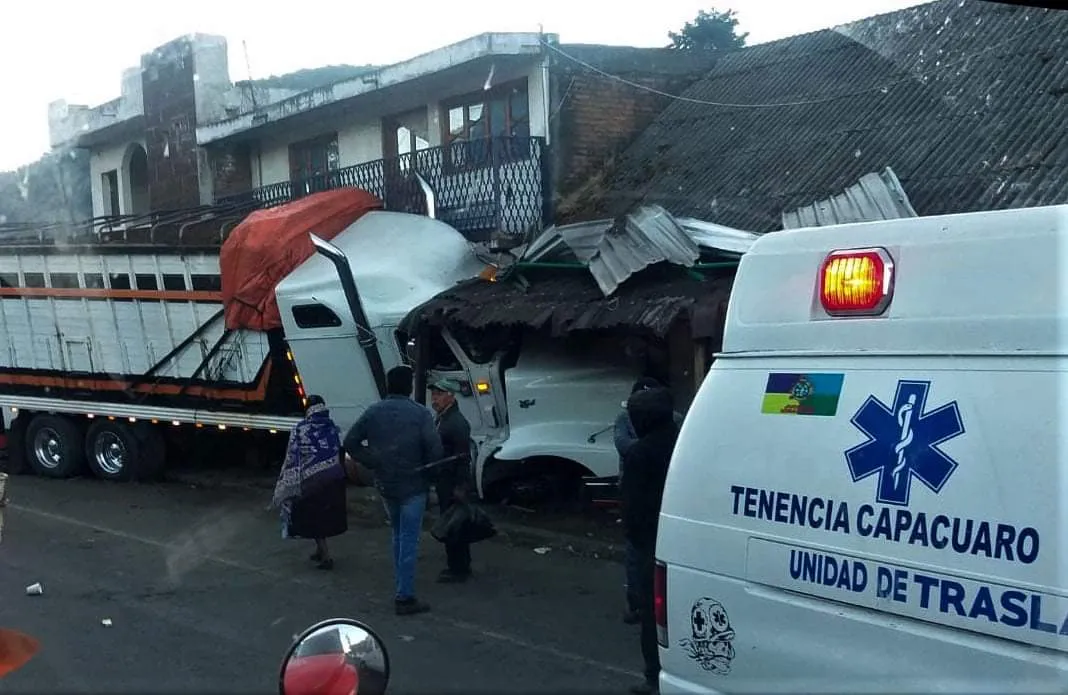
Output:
top-left (123, 143), bottom-right (150, 216)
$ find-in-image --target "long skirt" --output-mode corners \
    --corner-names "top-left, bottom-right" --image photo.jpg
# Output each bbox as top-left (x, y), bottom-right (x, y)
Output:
top-left (287, 480), bottom-right (348, 539)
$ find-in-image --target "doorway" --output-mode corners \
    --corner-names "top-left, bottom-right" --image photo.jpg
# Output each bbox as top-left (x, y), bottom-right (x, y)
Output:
top-left (381, 108), bottom-right (430, 211)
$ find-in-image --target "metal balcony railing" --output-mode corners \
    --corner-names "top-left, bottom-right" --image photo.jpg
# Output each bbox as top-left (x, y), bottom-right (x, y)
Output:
top-left (217, 136), bottom-right (551, 241)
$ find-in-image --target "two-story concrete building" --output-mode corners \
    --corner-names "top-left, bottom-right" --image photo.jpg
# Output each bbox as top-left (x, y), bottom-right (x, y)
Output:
top-left (49, 32), bottom-right (715, 242)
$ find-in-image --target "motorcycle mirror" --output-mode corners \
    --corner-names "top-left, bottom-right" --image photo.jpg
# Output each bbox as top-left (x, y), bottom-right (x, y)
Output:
top-left (0, 628), bottom-right (40, 678)
top-left (279, 619), bottom-right (390, 695)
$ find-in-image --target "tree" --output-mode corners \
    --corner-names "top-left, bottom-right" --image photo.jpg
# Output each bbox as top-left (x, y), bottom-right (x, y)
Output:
top-left (668, 8), bottom-right (748, 52)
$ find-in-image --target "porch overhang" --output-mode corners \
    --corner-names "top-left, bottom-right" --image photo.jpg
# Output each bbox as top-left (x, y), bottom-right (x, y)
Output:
top-left (197, 32), bottom-right (552, 146)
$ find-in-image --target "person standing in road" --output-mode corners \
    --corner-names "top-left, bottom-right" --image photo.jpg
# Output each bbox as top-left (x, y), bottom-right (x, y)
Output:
top-left (344, 366), bottom-right (443, 616)
top-left (620, 385), bottom-right (679, 695)
top-left (428, 378), bottom-right (474, 583)
top-left (271, 395), bottom-right (348, 570)
top-left (614, 377), bottom-right (683, 624)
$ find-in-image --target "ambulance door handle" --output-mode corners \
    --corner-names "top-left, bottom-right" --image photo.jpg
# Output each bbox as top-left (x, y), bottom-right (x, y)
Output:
top-left (518, 399), bottom-right (536, 409)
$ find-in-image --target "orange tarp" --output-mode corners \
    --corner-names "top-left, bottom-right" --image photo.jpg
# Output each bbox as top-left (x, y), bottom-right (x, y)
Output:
top-left (220, 188), bottom-right (382, 331)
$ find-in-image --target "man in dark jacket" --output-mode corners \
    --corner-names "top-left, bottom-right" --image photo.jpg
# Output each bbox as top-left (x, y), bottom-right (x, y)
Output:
top-left (615, 377), bottom-right (684, 625)
top-left (620, 386), bottom-right (679, 695)
top-left (428, 378), bottom-right (474, 583)
top-left (344, 365), bottom-right (443, 616)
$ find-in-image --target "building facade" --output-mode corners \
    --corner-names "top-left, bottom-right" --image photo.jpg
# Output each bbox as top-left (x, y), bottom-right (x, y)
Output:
top-left (49, 33), bottom-right (713, 242)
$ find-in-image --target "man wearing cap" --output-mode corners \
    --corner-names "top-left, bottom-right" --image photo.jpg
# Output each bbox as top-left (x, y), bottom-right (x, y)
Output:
top-left (615, 377), bottom-right (685, 625)
top-left (428, 378), bottom-right (474, 583)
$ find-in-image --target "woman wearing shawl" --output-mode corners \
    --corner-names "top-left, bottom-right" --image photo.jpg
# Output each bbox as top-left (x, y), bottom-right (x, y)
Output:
top-left (272, 395), bottom-right (349, 570)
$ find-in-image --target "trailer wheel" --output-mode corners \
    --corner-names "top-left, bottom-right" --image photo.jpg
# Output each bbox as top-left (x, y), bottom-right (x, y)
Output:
top-left (85, 421), bottom-right (167, 482)
top-left (25, 414), bottom-right (85, 478)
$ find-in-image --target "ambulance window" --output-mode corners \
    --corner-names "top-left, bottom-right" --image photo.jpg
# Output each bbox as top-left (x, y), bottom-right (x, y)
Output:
top-left (292, 304), bottom-right (342, 329)
top-left (0, 274), bottom-right (16, 288)
top-left (135, 274), bottom-right (159, 291)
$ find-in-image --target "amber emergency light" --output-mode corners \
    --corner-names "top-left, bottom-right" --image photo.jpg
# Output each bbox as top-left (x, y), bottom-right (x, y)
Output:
top-left (819, 247), bottom-right (895, 316)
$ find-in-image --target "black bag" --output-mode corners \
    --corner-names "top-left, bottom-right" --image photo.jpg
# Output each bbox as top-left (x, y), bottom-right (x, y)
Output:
top-left (431, 501), bottom-right (497, 545)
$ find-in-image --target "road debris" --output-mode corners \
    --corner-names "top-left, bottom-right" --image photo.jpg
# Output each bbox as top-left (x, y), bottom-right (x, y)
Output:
top-left (25, 583), bottom-right (42, 596)
top-left (533, 546), bottom-right (551, 555)
top-left (101, 618), bottom-right (113, 627)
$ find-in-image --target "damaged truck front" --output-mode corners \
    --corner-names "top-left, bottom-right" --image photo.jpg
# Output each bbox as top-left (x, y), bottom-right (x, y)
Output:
top-left (399, 206), bottom-right (751, 508)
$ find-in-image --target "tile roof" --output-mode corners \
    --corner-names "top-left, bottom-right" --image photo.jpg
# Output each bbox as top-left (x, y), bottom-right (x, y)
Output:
top-left (577, 0), bottom-right (1068, 232)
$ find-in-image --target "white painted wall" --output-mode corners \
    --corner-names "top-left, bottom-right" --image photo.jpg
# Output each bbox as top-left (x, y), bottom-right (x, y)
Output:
top-left (338, 118), bottom-right (384, 167)
top-left (248, 59), bottom-right (547, 193)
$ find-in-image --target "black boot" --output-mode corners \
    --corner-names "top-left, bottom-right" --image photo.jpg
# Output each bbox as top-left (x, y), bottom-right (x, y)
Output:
top-left (395, 598), bottom-right (431, 616)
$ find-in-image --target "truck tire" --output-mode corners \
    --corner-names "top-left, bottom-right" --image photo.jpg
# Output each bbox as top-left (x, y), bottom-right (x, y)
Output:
top-left (25, 414), bottom-right (85, 478)
top-left (85, 421), bottom-right (167, 482)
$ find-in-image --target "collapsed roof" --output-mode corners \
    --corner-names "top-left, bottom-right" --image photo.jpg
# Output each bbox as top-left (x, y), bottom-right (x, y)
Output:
top-left (519, 204), bottom-right (756, 296)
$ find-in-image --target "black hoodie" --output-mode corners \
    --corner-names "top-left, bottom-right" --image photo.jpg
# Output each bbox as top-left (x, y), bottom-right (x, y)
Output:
top-left (619, 387), bottom-right (679, 547)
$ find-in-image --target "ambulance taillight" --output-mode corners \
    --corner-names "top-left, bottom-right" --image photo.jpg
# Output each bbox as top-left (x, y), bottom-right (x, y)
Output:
top-left (654, 560), bottom-right (668, 647)
top-left (819, 247), bottom-right (895, 316)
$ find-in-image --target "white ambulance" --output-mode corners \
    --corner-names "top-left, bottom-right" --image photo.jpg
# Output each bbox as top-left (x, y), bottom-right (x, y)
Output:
top-left (656, 204), bottom-right (1068, 693)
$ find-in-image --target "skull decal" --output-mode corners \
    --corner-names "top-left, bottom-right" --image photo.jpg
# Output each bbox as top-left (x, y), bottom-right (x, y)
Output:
top-left (678, 598), bottom-right (736, 675)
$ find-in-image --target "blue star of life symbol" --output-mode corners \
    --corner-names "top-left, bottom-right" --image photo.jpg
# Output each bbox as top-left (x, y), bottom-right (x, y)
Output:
top-left (845, 380), bottom-right (965, 506)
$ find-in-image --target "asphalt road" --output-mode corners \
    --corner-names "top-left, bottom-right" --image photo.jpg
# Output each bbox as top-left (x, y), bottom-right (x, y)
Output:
top-left (0, 476), bottom-right (643, 694)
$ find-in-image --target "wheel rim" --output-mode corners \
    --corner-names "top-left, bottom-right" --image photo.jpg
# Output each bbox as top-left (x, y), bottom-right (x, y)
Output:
top-left (32, 427), bottom-right (64, 470)
top-left (93, 431), bottom-right (127, 476)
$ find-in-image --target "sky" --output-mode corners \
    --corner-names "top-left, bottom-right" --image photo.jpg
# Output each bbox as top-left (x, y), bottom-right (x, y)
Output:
top-left (0, 0), bottom-right (926, 172)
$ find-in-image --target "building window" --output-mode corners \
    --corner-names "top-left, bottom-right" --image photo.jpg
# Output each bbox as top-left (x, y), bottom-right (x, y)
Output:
top-left (444, 81), bottom-right (530, 168)
top-left (289, 134), bottom-right (340, 195)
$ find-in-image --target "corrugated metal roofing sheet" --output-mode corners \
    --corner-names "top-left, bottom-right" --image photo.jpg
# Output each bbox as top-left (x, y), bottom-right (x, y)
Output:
top-left (782, 167), bottom-right (918, 228)
top-left (577, 0), bottom-right (1068, 231)
top-left (586, 206), bottom-right (701, 296)
top-left (523, 205), bottom-right (752, 294)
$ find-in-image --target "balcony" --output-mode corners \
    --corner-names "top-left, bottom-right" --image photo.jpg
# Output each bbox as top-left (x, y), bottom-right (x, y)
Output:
top-left (217, 136), bottom-right (551, 242)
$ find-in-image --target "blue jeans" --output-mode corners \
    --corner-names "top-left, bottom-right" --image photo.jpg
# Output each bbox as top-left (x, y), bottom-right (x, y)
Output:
top-left (386, 493), bottom-right (427, 601)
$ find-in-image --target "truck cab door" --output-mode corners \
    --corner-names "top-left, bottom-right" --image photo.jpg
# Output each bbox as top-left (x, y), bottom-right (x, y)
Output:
top-left (422, 330), bottom-right (508, 444)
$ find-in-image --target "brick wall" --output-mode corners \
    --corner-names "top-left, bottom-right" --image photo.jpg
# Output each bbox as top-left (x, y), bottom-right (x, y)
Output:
top-left (141, 38), bottom-right (201, 211)
top-left (548, 46), bottom-right (714, 223)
